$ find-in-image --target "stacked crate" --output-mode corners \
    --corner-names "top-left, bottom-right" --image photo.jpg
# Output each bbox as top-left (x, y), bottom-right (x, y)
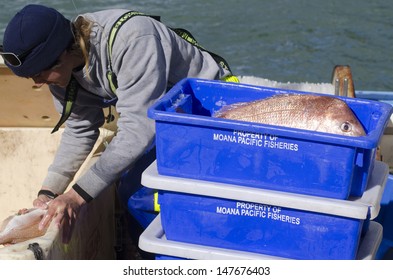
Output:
top-left (138, 78), bottom-right (393, 259)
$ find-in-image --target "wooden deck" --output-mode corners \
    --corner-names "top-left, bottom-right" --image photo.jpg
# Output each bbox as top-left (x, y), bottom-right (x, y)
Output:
top-left (0, 66), bottom-right (59, 127)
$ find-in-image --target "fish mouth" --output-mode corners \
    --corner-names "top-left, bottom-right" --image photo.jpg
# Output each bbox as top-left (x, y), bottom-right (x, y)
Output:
top-left (352, 125), bottom-right (367, 137)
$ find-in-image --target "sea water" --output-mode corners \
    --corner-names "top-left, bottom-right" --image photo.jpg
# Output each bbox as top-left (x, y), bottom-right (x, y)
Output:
top-left (0, 0), bottom-right (392, 91)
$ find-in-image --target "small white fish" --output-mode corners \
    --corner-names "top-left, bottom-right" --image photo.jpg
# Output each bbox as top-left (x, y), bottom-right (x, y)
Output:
top-left (0, 208), bottom-right (48, 245)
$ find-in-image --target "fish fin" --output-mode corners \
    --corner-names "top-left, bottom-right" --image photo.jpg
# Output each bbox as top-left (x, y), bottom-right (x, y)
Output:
top-left (214, 102), bottom-right (249, 118)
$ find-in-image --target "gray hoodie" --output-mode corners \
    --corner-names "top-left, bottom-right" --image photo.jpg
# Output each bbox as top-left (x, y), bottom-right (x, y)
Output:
top-left (43, 9), bottom-right (231, 200)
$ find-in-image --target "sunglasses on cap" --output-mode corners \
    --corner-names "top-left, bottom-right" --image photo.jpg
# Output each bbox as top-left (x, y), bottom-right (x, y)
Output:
top-left (0, 44), bottom-right (35, 67)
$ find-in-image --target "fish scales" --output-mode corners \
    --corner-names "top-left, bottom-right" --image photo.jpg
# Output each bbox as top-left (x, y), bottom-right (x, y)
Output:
top-left (214, 94), bottom-right (366, 137)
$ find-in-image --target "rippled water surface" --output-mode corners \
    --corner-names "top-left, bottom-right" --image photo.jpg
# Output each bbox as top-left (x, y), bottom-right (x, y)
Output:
top-left (1, 0), bottom-right (392, 90)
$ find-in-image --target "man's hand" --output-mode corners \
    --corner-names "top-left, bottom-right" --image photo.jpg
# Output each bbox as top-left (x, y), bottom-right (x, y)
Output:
top-left (37, 188), bottom-right (86, 244)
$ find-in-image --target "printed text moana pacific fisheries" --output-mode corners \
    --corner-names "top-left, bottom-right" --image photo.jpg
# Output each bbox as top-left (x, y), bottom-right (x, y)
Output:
top-left (213, 130), bottom-right (299, 151)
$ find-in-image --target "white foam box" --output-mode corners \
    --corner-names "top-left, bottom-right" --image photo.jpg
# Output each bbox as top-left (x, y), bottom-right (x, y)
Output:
top-left (139, 215), bottom-right (383, 260)
top-left (141, 160), bottom-right (388, 259)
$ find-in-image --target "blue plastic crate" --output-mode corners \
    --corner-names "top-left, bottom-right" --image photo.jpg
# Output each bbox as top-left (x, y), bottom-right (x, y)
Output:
top-left (148, 78), bottom-right (392, 199)
top-left (159, 191), bottom-right (364, 260)
top-left (375, 175), bottom-right (393, 259)
top-left (140, 160), bottom-right (388, 260)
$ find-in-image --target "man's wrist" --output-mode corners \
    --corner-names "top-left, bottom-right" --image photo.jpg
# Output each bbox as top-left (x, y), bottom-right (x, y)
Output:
top-left (72, 183), bottom-right (93, 203)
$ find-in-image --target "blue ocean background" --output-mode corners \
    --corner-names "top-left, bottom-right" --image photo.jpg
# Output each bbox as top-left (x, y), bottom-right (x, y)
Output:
top-left (1, 0), bottom-right (392, 91)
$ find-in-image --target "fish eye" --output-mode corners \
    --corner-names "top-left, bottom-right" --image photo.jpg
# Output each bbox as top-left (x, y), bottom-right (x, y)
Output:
top-left (340, 122), bottom-right (352, 132)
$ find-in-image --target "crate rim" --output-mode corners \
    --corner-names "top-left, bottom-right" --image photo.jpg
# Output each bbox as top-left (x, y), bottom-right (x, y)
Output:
top-left (148, 78), bottom-right (393, 149)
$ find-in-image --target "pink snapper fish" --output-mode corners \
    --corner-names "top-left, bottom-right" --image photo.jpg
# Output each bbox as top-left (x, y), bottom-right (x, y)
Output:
top-left (214, 94), bottom-right (366, 137)
top-left (0, 208), bottom-right (48, 245)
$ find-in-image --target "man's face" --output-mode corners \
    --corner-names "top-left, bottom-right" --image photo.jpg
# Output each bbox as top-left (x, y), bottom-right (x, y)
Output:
top-left (31, 51), bottom-right (73, 88)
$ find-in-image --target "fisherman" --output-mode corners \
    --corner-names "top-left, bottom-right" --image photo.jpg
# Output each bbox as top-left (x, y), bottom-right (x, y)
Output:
top-left (0, 4), bottom-right (237, 245)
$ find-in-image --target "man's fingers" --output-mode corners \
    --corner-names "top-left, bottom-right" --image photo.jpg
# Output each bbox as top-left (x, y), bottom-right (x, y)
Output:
top-left (33, 199), bottom-right (47, 209)
top-left (53, 209), bottom-right (65, 228)
top-left (36, 193), bottom-right (80, 244)
top-left (38, 212), bottom-right (53, 231)
top-left (38, 205), bottom-right (63, 230)
top-left (59, 208), bottom-right (78, 244)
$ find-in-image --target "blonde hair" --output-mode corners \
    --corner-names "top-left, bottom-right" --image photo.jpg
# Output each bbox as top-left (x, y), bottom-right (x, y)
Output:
top-left (71, 16), bottom-right (93, 79)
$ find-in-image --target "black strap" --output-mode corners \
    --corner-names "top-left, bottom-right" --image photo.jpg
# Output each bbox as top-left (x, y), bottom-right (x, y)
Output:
top-left (27, 243), bottom-right (44, 260)
top-left (72, 183), bottom-right (93, 203)
top-left (37, 189), bottom-right (58, 199)
top-left (51, 76), bottom-right (79, 133)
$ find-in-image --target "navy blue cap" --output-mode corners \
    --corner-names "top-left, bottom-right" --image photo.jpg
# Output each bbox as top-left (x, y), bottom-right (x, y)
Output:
top-left (2, 4), bottom-right (74, 77)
